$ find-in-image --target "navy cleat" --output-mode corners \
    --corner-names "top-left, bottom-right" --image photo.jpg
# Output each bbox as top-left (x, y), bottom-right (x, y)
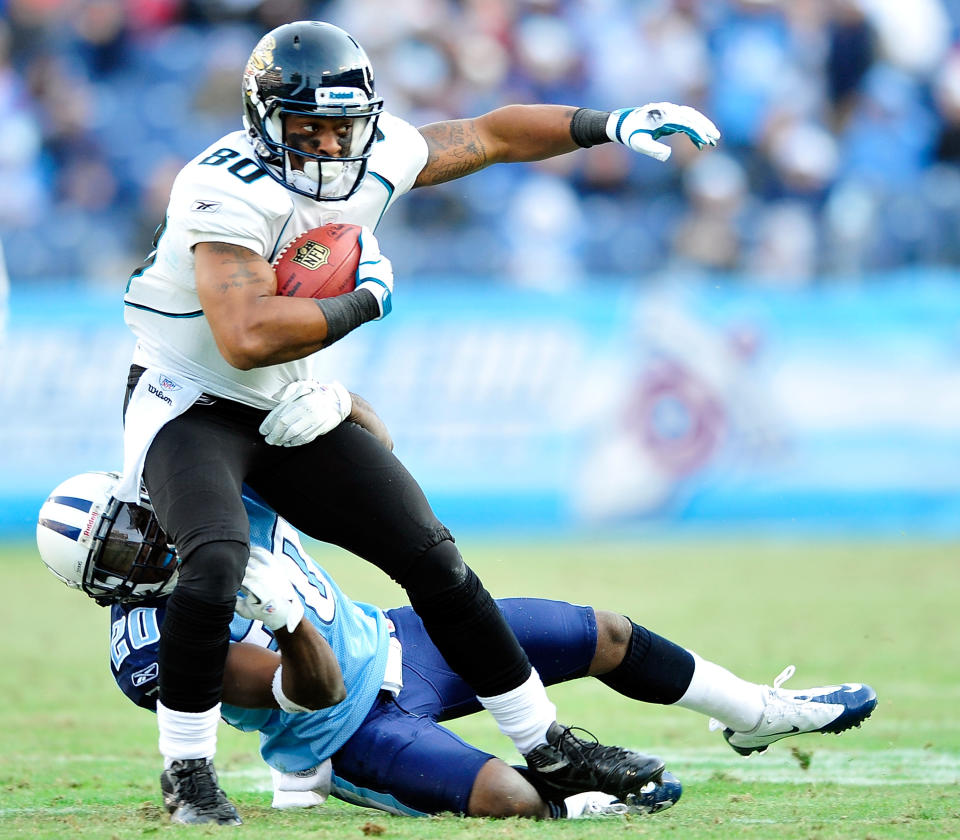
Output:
top-left (714, 665), bottom-right (878, 756)
top-left (160, 758), bottom-right (243, 825)
top-left (524, 721), bottom-right (665, 802)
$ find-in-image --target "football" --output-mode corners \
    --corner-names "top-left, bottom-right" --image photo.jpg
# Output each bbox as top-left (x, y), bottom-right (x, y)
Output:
top-left (272, 223), bottom-right (362, 299)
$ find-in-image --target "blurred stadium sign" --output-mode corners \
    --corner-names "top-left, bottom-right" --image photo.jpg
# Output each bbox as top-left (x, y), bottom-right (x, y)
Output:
top-left (2, 276), bottom-right (959, 536)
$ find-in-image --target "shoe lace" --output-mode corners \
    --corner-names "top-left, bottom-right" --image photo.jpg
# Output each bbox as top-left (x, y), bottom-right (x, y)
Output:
top-left (771, 664), bottom-right (796, 691)
top-left (555, 726), bottom-right (608, 764)
top-left (553, 726), bottom-right (642, 782)
top-left (759, 664), bottom-right (803, 724)
top-left (708, 665), bottom-right (796, 732)
top-left (173, 761), bottom-right (228, 811)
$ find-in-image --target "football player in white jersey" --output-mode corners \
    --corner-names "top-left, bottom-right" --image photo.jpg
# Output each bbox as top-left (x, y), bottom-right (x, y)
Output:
top-left (37, 470), bottom-right (876, 822)
top-left (119, 20), bottom-right (723, 825)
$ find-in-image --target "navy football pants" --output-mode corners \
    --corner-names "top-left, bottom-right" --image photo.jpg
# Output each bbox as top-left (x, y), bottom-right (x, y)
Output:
top-left (331, 599), bottom-right (598, 816)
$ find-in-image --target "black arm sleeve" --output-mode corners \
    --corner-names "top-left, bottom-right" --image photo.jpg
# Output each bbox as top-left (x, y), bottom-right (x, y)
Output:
top-left (570, 108), bottom-right (612, 148)
top-left (315, 288), bottom-right (381, 346)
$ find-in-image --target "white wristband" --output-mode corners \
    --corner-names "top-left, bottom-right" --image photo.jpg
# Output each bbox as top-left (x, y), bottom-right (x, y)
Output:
top-left (272, 665), bottom-right (312, 714)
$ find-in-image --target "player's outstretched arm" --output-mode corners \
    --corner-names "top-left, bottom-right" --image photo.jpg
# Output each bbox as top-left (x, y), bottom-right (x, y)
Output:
top-left (415, 105), bottom-right (579, 187)
top-left (413, 102), bottom-right (720, 188)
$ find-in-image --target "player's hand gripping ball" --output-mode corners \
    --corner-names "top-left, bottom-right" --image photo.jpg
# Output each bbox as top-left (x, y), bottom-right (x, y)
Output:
top-left (272, 223), bottom-right (362, 299)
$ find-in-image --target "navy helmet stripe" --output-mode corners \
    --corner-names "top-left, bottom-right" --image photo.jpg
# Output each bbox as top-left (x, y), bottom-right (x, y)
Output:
top-left (39, 518), bottom-right (82, 541)
top-left (50, 495), bottom-right (94, 513)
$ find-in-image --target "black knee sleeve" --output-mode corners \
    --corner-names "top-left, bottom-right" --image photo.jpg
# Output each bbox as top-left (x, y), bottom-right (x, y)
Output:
top-left (157, 541), bottom-right (249, 711)
top-left (403, 540), bottom-right (531, 696)
top-left (597, 620), bottom-right (695, 705)
top-left (158, 588), bottom-right (235, 711)
top-left (176, 539), bottom-right (249, 602)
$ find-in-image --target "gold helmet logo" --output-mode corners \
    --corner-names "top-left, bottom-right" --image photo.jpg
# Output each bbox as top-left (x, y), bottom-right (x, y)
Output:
top-left (247, 34), bottom-right (276, 73)
top-left (292, 240), bottom-right (331, 270)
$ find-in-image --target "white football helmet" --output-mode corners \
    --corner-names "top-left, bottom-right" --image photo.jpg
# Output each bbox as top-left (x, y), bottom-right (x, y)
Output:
top-left (37, 471), bottom-right (179, 605)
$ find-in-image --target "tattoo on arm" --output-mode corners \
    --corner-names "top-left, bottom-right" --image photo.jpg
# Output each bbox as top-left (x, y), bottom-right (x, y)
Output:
top-left (417, 120), bottom-right (490, 186)
top-left (205, 242), bottom-right (269, 293)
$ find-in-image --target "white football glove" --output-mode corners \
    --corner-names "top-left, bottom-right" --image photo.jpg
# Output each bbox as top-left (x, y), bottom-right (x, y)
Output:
top-left (355, 225), bottom-right (394, 319)
top-left (607, 102), bottom-right (720, 162)
top-left (235, 545), bottom-right (305, 633)
top-left (259, 380), bottom-right (352, 447)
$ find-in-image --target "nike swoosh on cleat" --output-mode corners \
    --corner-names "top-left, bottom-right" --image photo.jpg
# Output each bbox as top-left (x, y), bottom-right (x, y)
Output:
top-left (763, 725), bottom-right (801, 738)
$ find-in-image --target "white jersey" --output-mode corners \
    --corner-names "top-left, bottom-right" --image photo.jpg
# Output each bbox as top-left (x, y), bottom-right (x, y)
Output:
top-left (123, 113), bottom-right (428, 407)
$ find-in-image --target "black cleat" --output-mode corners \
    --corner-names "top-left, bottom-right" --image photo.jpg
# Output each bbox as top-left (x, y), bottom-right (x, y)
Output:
top-left (160, 758), bottom-right (243, 825)
top-left (524, 722), bottom-right (665, 803)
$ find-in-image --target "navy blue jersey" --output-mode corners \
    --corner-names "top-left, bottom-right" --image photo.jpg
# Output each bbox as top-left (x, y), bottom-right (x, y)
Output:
top-left (110, 491), bottom-right (391, 772)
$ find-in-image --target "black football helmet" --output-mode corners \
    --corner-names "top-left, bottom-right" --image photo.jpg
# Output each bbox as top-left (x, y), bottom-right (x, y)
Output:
top-left (243, 21), bottom-right (384, 201)
top-left (37, 471), bottom-right (179, 606)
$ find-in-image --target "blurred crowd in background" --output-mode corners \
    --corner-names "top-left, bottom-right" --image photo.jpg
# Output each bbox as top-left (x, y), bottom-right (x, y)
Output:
top-left (3, 0), bottom-right (960, 289)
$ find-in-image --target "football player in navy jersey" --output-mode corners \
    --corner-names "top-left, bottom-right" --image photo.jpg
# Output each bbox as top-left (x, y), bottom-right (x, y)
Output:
top-left (38, 470), bottom-right (877, 823)
top-left (115, 18), bottom-right (726, 824)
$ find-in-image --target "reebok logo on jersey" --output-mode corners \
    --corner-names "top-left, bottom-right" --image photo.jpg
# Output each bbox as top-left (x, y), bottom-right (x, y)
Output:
top-left (147, 384), bottom-right (173, 405)
top-left (191, 199), bottom-right (222, 213)
top-left (132, 662), bottom-right (159, 687)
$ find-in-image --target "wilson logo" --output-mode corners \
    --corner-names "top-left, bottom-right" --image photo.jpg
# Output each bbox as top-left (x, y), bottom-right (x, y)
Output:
top-left (147, 384), bottom-right (173, 405)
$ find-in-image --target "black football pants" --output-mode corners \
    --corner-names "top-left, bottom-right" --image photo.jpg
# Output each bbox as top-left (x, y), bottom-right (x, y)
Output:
top-left (128, 380), bottom-right (532, 713)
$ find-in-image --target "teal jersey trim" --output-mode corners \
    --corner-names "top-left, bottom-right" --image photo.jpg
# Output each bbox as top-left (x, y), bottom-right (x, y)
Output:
top-left (267, 211), bottom-right (296, 263)
top-left (368, 172), bottom-right (394, 230)
top-left (123, 301), bottom-right (204, 318)
top-left (126, 216), bottom-right (169, 293)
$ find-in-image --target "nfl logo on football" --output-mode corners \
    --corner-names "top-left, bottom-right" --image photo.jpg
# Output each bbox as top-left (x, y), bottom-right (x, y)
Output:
top-left (292, 241), bottom-right (330, 270)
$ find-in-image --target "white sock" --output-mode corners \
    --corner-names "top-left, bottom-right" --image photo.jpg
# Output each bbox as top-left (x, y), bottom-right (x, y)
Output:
top-left (476, 668), bottom-right (557, 754)
top-left (157, 700), bottom-right (220, 765)
top-left (673, 652), bottom-right (765, 732)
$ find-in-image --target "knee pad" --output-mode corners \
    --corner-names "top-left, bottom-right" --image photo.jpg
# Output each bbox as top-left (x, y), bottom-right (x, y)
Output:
top-left (399, 539), bottom-right (470, 600)
top-left (175, 540), bottom-right (249, 604)
top-left (400, 541), bottom-right (532, 695)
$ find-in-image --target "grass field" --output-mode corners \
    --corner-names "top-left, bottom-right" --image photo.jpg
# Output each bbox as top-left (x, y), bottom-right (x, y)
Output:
top-left (2, 535), bottom-right (959, 839)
